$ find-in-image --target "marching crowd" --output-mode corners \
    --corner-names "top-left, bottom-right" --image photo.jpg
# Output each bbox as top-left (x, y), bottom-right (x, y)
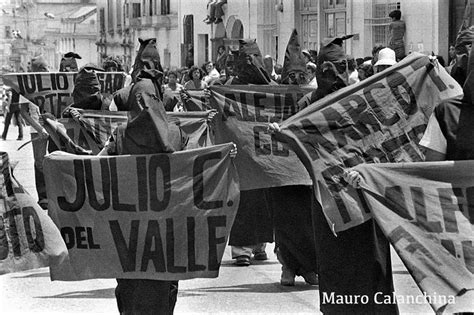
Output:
top-left (1, 7), bottom-right (473, 315)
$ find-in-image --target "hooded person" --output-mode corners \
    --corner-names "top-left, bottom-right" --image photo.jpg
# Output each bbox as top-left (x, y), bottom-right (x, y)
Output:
top-left (224, 39), bottom-right (274, 267)
top-left (70, 64), bottom-right (105, 110)
top-left (264, 29), bottom-right (318, 287)
top-left (59, 52), bottom-right (81, 72)
top-left (103, 57), bottom-right (124, 72)
top-left (227, 39), bottom-right (273, 85)
top-left (297, 35), bottom-right (353, 109)
top-left (131, 38), bottom-right (163, 83)
top-left (272, 34), bottom-right (399, 314)
top-left (281, 29), bottom-right (309, 85)
top-left (450, 26), bottom-right (474, 86)
top-left (102, 38), bottom-right (185, 315)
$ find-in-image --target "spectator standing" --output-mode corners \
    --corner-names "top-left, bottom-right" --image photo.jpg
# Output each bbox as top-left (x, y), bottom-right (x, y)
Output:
top-left (347, 55), bottom-right (360, 84)
top-left (305, 62), bottom-right (318, 88)
top-left (1, 88), bottom-right (23, 141)
top-left (184, 66), bottom-right (208, 90)
top-left (162, 70), bottom-right (184, 111)
top-left (203, 61), bottom-right (220, 85)
top-left (388, 10), bottom-right (406, 61)
top-left (215, 45), bottom-right (227, 73)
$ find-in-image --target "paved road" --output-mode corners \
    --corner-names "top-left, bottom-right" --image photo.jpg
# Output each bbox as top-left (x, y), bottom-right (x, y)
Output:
top-left (0, 122), bottom-right (434, 314)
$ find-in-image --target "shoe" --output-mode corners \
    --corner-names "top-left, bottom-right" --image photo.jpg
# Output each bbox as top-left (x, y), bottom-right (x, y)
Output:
top-left (234, 255), bottom-right (250, 266)
top-left (302, 271), bottom-right (319, 285)
top-left (214, 18), bottom-right (223, 24)
top-left (38, 199), bottom-right (48, 210)
top-left (280, 268), bottom-right (295, 286)
top-left (1, 136), bottom-right (5, 140)
top-left (253, 251), bottom-right (268, 261)
top-left (17, 137), bottom-right (23, 140)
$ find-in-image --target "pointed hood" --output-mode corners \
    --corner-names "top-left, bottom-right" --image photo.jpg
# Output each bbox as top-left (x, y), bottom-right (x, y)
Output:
top-left (71, 66), bottom-right (102, 109)
top-left (281, 29), bottom-right (307, 83)
top-left (120, 72), bottom-right (182, 154)
top-left (132, 38), bottom-right (163, 83)
top-left (234, 39), bottom-right (271, 84)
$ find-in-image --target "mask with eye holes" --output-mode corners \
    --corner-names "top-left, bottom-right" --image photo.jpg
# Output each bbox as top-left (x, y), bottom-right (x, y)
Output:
top-left (119, 75), bottom-right (184, 154)
top-left (131, 38), bottom-right (164, 93)
top-left (233, 39), bottom-right (272, 84)
top-left (281, 29), bottom-right (308, 85)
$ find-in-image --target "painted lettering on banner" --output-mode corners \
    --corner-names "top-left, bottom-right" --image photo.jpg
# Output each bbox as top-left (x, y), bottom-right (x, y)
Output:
top-left (43, 143), bottom-right (239, 281)
top-left (276, 53), bottom-right (464, 232)
top-left (210, 85), bottom-right (313, 190)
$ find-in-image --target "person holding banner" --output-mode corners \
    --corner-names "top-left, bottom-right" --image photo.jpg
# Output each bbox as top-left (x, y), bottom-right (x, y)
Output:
top-left (99, 37), bottom-right (185, 315)
top-left (269, 35), bottom-right (398, 314)
top-left (225, 39), bottom-right (273, 266)
top-left (419, 35), bottom-right (474, 162)
top-left (268, 29), bottom-right (318, 286)
top-left (22, 56), bottom-right (51, 209)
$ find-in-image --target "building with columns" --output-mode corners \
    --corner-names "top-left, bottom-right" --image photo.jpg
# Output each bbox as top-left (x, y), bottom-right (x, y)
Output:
top-left (93, 0), bottom-right (471, 72)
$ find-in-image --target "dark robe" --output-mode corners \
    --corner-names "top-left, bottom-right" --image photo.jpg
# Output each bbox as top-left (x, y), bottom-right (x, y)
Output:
top-left (113, 70), bottom-right (183, 315)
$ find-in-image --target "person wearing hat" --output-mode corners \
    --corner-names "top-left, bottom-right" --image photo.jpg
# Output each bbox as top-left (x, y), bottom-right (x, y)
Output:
top-left (373, 47), bottom-right (397, 73)
top-left (270, 34), bottom-right (398, 314)
top-left (59, 52), bottom-right (81, 72)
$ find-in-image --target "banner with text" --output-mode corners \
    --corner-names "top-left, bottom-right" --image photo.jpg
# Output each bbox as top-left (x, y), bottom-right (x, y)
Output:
top-left (60, 110), bottom-right (213, 154)
top-left (0, 152), bottom-right (67, 274)
top-left (276, 53), bottom-right (464, 232)
top-left (44, 143), bottom-right (240, 281)
top-left (3, 72), bottom-right (126, 117)
top-left (356, 161), bottom-right (474, 314)
top-left (210, 85), bottom-right (313, 190)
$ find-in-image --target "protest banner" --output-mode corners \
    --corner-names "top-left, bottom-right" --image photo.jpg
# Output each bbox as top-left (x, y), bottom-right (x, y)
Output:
top-left (3, 72), bottom-right (125, 117)
top-left (210, 85), bottom-right (313, 190)
top-left (275, 52), bottom-right (464, 232)
top-left (43, 143), bottom-right (240, 281)
top-left (59, 110), bottom-right (213, 154)
top-left (355, 161), bottom-right (474, 314)
top-left (0, 152), bottom-right (67, 274)
top-left (182, 89), bottom-right (210, 111)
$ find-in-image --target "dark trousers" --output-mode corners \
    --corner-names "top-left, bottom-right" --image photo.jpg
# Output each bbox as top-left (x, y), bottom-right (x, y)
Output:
top-left (313, 199), bottom-right (398, 314)
top-left (2, 110), bottom-right (23, 139)
top-left (116, 279), bottom-right (178, 315)
top-left (31, 133), bottom-right (48, 203)
top-left (268, 185), bottom-right (317, 275)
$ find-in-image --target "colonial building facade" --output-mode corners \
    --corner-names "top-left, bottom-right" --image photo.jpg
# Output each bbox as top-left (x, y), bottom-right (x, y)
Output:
top-left (94, 0), bottom-right (472, 72)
